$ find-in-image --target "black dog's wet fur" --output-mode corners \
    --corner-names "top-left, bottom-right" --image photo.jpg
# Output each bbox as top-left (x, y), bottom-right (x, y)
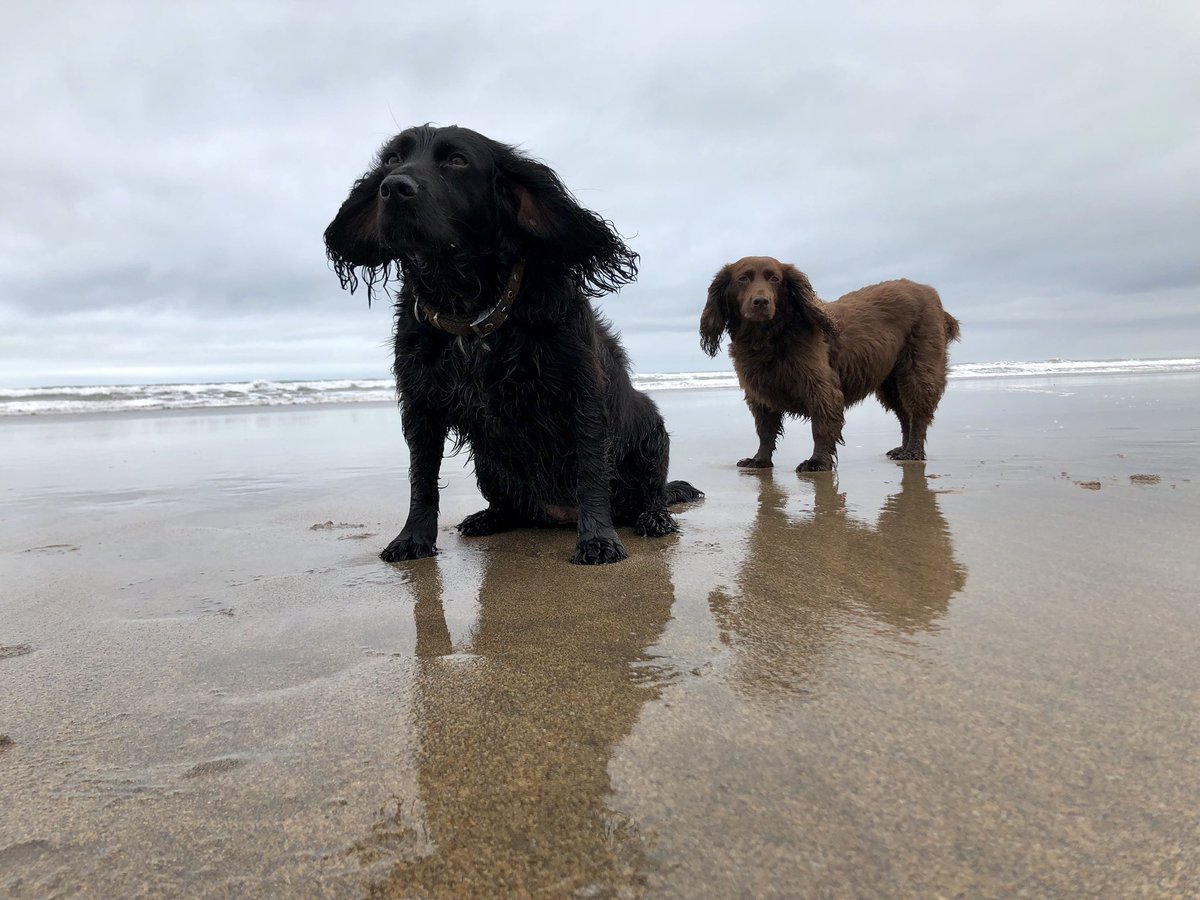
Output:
top-left (325, 125), bottom-right (702, 564)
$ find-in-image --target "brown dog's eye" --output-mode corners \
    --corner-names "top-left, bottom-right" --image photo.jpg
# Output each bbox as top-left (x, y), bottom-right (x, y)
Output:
top-left (766, 273), bottom-right (781, 283)
top-left (445, 152), bottom-right (468, 167)
top-left (737, 273), bottom-right (752, 283)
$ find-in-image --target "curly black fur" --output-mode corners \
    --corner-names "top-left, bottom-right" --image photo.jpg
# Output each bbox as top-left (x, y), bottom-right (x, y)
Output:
top-left (325, 124), bottom-right (702, 564)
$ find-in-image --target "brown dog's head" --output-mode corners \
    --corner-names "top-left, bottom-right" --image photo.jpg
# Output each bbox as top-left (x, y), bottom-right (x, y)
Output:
top-left (700, 256), bottom-right (838, 356)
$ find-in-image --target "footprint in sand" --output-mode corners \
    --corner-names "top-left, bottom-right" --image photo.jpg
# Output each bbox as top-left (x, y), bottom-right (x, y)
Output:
top-left (182, 757), bottom-right (245, 778)
top-left (0, 839), bottom-right (52, 866)
top-left (0, 644), bottom-right (33, 660)
top-left (310, 521), bottom-right (376, 540)
top-left (22, 544), bottom-right (80, 554)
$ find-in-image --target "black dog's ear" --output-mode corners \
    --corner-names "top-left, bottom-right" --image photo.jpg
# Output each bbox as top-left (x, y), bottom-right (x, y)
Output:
top-left (784, 265), bottom-right (839, 343)
top-left (324, 170), bottom-right (393, 297)
top-left (700, 265), bottom-right (733, 357)
top-left (493, 147), bottom-right (638, 298)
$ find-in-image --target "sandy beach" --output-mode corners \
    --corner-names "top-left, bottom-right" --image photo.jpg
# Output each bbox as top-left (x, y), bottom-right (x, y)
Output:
top-left (2, 373), bottom-right (1198, 897)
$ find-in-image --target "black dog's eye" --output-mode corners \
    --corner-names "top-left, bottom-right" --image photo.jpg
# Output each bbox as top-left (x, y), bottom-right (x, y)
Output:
top-left (384, 154), bottom-right (400, 166)
top-left (444, 152), bottom-right (468, 168)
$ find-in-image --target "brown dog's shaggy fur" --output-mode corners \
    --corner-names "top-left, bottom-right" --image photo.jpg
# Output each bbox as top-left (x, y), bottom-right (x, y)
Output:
top-left (700, 256), bottom-right (960, 471)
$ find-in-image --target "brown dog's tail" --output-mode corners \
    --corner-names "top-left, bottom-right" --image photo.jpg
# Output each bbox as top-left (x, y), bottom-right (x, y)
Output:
top-left (944, 312), bottom-right (962, 343)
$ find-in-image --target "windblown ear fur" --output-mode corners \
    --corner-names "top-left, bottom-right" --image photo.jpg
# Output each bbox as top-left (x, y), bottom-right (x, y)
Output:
top-left (493, 145), bottom-right (638, 298)
top-left (700, 265), bottom-right (733, 357)
top-left (324, 170), bottom-right (394, 298)
top-left (784, 265), bottom-right (839, 343)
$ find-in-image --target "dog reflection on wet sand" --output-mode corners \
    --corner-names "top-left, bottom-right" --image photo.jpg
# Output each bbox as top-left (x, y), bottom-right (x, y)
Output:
top-left (710, 465), bottom-right (966, 696)
top-left (359, 537), bottom-right (676, 895)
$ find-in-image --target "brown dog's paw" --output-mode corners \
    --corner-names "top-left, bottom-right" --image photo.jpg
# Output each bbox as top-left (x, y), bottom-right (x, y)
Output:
top-left (889, 449), bottom-right (927, 462)
top-left (796, 457), bottom-right (834, 473)
top-left (737, 457), bottom-right (773, 469)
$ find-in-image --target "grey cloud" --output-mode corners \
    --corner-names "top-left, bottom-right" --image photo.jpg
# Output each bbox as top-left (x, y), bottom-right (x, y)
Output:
top-left (1, 0), bottom-right (1197, 386)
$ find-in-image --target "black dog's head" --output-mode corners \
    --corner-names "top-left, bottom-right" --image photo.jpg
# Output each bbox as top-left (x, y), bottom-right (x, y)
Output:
top-left (324, 124), bottom-right (637, 306)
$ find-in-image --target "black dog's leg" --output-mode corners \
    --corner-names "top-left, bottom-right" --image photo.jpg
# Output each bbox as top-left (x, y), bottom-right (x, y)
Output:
top-left (628, 416), bottom-right (678, 539)
top-left (571, 362), bottom-right (627, 565)
top-left (381, 403), bottom-right (445, 562)
top-left (738, 402), bottom-right (782, 468)
top-left (457, 507), bottom-right (520, 537)
top-left (457, 458), bottom-right (523, 536)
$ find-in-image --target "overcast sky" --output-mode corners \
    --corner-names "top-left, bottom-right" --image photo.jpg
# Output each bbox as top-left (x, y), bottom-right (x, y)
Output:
top-left (1, 1), bottom-right (1197, 387)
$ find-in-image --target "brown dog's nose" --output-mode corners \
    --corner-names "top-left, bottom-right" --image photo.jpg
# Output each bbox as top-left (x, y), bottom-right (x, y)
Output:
top-left (379, 173), bottom-right (419, 200)
top-left (751, 295), bottom-right (770, 308)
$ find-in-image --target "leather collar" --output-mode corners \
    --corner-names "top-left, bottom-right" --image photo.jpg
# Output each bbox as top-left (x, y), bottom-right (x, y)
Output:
top-left (414, 260), bottom-right (526, 338)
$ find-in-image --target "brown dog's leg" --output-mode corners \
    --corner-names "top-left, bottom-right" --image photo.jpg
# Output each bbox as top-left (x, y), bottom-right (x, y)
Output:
top-left (886, 429), bottom-right (912, 459)
top-left (738, 403), bottom-right (782, 468)
top-left (876, 374), bottom-right (911, 459)
top-left (796, 416), bottom-right (839, 472)
top-left (891, 420), bottom-right (928, 461)
top-left (890, 357), bottom-right (948, 461)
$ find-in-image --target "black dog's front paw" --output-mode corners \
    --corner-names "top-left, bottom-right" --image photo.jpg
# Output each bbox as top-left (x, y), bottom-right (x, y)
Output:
top-left (380, 533), bottom-right (437, 562)
top-left (456, 508), bottom-right (511, 537)
top-left (634, 508), bottom-right (678, 538)
top-left (571, 535), bottom-right (629, 565)
top-left (737, 457), bottom-right (773, 469)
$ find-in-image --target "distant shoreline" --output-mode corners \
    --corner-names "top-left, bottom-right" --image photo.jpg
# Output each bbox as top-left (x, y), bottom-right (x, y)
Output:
top-left (2, 359), bottom-right (1199, 417)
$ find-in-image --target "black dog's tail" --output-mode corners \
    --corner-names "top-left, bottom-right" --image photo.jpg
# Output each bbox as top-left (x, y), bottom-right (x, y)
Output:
top-left (666, 480), bottom-right (704, 505)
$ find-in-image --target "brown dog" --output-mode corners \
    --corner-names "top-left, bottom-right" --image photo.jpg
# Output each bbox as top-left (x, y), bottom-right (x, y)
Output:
top-left (700, 256), bottom-right (960, 471)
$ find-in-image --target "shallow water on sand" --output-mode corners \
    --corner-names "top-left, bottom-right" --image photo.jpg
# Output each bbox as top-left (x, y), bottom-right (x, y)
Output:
top-left (2, 374), bottom-right (1198, 896)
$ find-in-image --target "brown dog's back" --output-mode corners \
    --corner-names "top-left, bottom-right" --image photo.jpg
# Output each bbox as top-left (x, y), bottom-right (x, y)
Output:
top-left (827, 279), bottom-right (958, 407)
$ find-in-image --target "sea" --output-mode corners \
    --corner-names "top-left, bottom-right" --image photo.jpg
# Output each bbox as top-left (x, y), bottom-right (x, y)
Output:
top-left (1, 359), bottom-right (1197, 417)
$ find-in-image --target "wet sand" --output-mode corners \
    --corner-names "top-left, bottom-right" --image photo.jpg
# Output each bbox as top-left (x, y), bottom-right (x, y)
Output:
top-left (2, 373), bottom-right (1198, 897)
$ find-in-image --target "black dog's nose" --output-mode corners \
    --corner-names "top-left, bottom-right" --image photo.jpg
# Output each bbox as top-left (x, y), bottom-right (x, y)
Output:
top-left (751, 295), bottom-right (770, 308)
top-left (379, 173), bottom-right (419, 200)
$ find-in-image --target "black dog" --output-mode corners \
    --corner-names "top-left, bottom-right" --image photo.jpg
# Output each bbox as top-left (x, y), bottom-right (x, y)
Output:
top-left (325, 125), bottom-right (701, 564)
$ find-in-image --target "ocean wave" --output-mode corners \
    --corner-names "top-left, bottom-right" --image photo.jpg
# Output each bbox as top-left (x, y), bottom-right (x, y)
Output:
top-left (2, 359), bottom-right (1197, 416)
top-left (0, 379), bottom-right (397, 416)
top-left (950, 358), bottom-right (1200, 379)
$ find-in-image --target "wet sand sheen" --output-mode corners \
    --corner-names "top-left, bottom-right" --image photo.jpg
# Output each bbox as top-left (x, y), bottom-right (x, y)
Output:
top-left (1, 373), bottom-right (1198, 896)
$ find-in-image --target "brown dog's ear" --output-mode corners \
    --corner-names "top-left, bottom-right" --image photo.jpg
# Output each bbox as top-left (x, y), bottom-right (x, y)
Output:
top-left (783, 265), bottom-right (839, 343)
top-left (700, 265), bottom-right (733, 356)
top-left (324, 170), bottom-right (394, 298)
